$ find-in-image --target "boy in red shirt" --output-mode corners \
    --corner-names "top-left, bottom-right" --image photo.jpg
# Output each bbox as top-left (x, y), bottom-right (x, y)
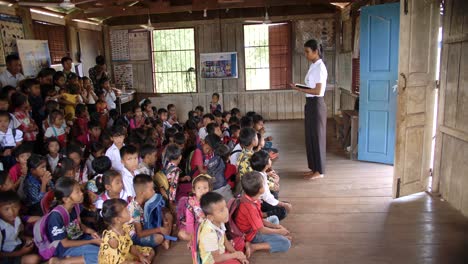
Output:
top-left (235, 171), bottom-right (291, 255)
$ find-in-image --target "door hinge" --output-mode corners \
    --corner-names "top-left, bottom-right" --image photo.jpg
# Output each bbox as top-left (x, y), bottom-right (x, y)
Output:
top-left (435, 80), bottom-right (440, 90)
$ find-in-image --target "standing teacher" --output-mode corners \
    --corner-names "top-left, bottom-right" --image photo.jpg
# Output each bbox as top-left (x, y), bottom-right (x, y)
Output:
top-left (290, 39), bottom-right (327, 180)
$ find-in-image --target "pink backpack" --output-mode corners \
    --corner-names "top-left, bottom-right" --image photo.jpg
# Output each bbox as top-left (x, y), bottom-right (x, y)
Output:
top-left (33, 204), bottom-right (80, 260)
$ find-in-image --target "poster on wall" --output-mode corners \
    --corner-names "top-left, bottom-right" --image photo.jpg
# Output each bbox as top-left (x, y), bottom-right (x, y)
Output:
top-left (0, 14), bottom-right (25, 69)
top-left (200, 52), bottom-right (238, 79)
top-left (17, 40), bottom-right (51, 77)
top-left (110, 29), bottom-right (130, 61)
top-left (113, 64), bottom-right (133, 89)
top-left (129, 30), bottom-right (149, 61)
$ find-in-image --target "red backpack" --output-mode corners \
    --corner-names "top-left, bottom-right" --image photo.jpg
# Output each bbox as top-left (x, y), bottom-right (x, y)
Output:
top-left (225, 197), bottom-right (249, 252)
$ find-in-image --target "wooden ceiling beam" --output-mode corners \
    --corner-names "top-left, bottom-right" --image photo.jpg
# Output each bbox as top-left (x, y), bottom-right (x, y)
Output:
top-left (68, 0), bottom-right (346, 19)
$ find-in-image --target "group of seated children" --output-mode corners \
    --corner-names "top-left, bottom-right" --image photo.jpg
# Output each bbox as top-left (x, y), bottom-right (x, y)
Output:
top-left (0, 87), bottom-right (293, 264)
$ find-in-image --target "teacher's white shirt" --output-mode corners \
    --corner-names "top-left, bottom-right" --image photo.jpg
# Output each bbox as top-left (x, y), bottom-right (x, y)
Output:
top-left (304, 59), bottom-right (328, 98)
top-left (0, 70), bottom-right (24, 88)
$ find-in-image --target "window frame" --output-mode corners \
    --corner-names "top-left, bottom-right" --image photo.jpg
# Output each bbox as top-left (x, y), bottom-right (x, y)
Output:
top-left (33, 20), bottom-right (68, 65)
top-left (150, 27), bottom-right (198, 94)
top-left (242, 22), bottom-right (293, 92)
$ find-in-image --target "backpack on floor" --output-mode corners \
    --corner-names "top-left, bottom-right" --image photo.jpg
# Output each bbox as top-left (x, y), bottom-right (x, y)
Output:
top-left (225, 197), bottom-right (247, 251)
top-left (33, 204), bottom-right (80, 260)
top-left (176, 196), bottom-right (190, 229)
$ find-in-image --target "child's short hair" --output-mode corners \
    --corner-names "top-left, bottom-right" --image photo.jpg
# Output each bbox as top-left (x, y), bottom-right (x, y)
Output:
top-left (92, 156), bottom-right (112, 174)
top-left (66, 143), bottom-right (83, 157)
top-left (157, 108), bottom-right (167, 115)
top-left (240, 116), bottom-right (253, 128)
top-left (213, 110), bottom-right (222, 118)
top-left (120, 145), bottom-right (138, 159)
top-left (222, 111), bottom-right (230, 119)
top-left (200, 192), bottom-right (224, 215)
top-left (140, 144), bottom-right (157, 159)
top-left (215, 144), bottom-right (231, 161)
top-left (250, 150), bottom-right (269, 172)
top-left (229, 124), bottom-right (240, 134)
top-left (0, 110), bottom-right (10, 120)
top-left (19, 78), bottom-right (40, 94)
top-left (203, 113), bottom-right (215, 121)
top-left (241, 171), bottom-right (264, 197)
top-left (53, 177), bottom-right (79, 206)
top-left (75, 104), bottom-right (88, 117)
top-left (140, 98), bottom-right (152, 111)
top-left (195, 105), bottom-right (204, 112)
top-left (206, 123), bottom-right (219, 135)
top-left (101, 198), bottom-right (128, 225)
top-left (109, 109), bottom-right (119, 120)
top-left (152, 119), bottom-right (163, 128)
top-left (164, 127), bottom-right (177, 142)
top-left (230, 108), bottom-right (240, 116)
top-left (165, 143), bottom-right (181, 161)
top-left (45, 100), bottom-right (60, 113)
top-left (27, 154), bottom-right (47, 172)
top-left (53, 71), bottom-right (65, 82)
top-left (0, 190), bottom-right (20, 205)
top-left (133, 174), bottom-right (152, 192)
top-left (246, 111), bottom-right (256, 118)
top-left (90, 142), bottom-right (105, 155)
top-left (252, 114), bottom-right (264, 124)
top-left (172, 123), bottom-right (183, 133)
top-left (89, 121), bottom-right (101, 130)
top-left (174, 132), bottom-right (185, 146)
top-left (188, 110), bottom-right (196, 120)
top-left (0, 171), bottom-right (9, 186)
top-left (53, 157), bottom-right (75, 180)
top-left (192, 174), bottom-right (213, 191)
top-left (45, 137), bottom-right (61, 150)
top-left (110, 125), bottom-right (126, 137)
top-left (49, 109), bottom-right (64, 123)
top-left (239, 127), bottom-right (257, 147)
top-left (13, 143), bottom-right (32, 158)
top-left (212, 92), bottom-right (220, 99)
top-left (102, 169), bottom-right (121, 186)
top-left (205, 134), bottom-right (221, 150)
top-left (167, 104), bottom-right (175, 110)
top-left (10, 92), bottom-right (28, 110)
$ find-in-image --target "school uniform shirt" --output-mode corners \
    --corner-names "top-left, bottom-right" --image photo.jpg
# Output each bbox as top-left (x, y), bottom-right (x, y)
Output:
top-left (121, 167), bottom-right (136, 197)
top-left (235, 195), bottom-right (264, 242)
top-left (0, 128), bottom-right (22, 148)
top-left (74, 166), bottom-right (88, 185)
top-left (47, 154), bottom-right (61, 174)
top-left (95, 189), bottom-right (131, 210)
top-left (85, 155), bottom-right (95, 176)
top-left (0, 216), bottom-right (23, 252)
top-left (44, 126), bottom-right (67, 147)
top-left (259, 171), bottom-right (279, 206)
top-left (8, 114), bottom-right (20, 130)
top-left (304, 59), bottom-right (328, 98)
top-left (105, 143), bottom-right (124, 172)
top-left (198, 127), bottom-right (208, 140)
top-left (229, 143), bottom-right (242, 165)
top-left (13, 110), bottom-right (37, 141)
top-left (0, 70), bottom-right (24, 88)
top-left (104, 90), bottom-right (117, 110)
top-left (46, 205), bottom-right (84, 257)
top-left (198, 219), bottom-right (226, 264)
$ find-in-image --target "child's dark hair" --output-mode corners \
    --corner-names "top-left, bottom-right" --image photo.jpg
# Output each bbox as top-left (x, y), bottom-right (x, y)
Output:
top-left (213, 110), bottom-right (222, 118)
top-left (75, 104), bottom-right (88, 117)
top-left (53, 157), bottom-right (75, 180)
top-left (240, 116), bottom-right (253, 128)
top-left (98, 169), bottom-right (121, 193)
top-left (222, 111), bottom-right (230, 119)
top-left (192, 174), bottom-right (213, 192)
top-left (0, 110), bottom-right (10, 121)
top-left (157, 108), bottom-right (167, 115)
top-left (139, 144), bottom-right (157, 159)
top-left (19, 78), bottom-right (40, 94)
top-left (188, 110), bottom-right (196, 120)
top-left (212, 92), bottom-right (220, 99)
top-left (90, 142), bottom-right (105, 155)
top-left (132, 104), bottom-right (141, 113)
top-left (164, 127), bottom-right (177, 144)
top-left (195, 105), bottom-right (204, 112)
top-left (27, 154), bottom-right (47, 173)
top-left (66, 143), bottom-right (83, 157)
top-left (13, 143), bottom-right (32, 158)
top-left (174, 132), bottom-right (185, 146)
top-left (250, 150), bottom-right (269, 172)
top-left (10, 92), bottom-right (28, 110)
top-left (0, 171), bottom-right (9, 186)
top-left (215, 144), bottom-right (231, 162)
top-left (120, 145), bottom-right (138, 159)
top-left (228, 116), bottom-right (239, 125)
top-left (203, 113), bottom-right (215, 121)
top-left (140, 98), bottom-right (152, 111)
top-left (92, 156), bottom-right (112, 174)
top-left (109, 109), bottom-right (119, 120)
top-left (101, 198), bottom-right (128, 225)
top-left (133, 174), bottom-right (152, 191)
top-left (172, 123), bottom-right (183, 133)
top-left (239, 127), bottom-right (257, 147)
top-left (252, 114), bottom-right (264, 124)
top-left (246, 111), bottom-right (256, 118)
top-left (49, 109), bottom-right (64, 124)
top-left (53, 71), bottom-right (65, 83)
top-left (89, 121), bottom-right (101, 130)
top-left (0, 190), bottom-right (20, 205)
top-left (241, 171), bottom-right (264, 197)
top-left (167, 104), bottom-right (175, 110)
top-left (205, 134), bottom-right (221, 151)
top-left (200, 192), bottom-right (224, 215)
top-left (45, 100), bottom-right (60, 114)
top-left (206, 123), bottom-right (219, 135)
top-left (230, 108), bottom-right (240, 116)
top-left (45, 137), bottom-right (60, 150)
top-left (304, 38), bottom-right (323, 58)
top-left (52, 177), bottom-right (79, 208)
top-left (110, 125), bottom-right (126, 137)
top-left (165, 143), bottom-right (182, 161)
top-left (229, 124), bottom-right (240, 135)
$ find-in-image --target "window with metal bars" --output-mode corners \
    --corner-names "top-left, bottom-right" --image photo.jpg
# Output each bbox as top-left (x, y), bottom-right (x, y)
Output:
top-left (33, 21), bottom-right (68, 64)
top-left (244, 23), bottom-right (292, 90)
top-left (151, 28), bottom-right (196, 93)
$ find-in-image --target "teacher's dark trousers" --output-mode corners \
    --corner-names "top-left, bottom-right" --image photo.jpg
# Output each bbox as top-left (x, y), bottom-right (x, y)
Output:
top-left (304, 97), bottom-right (327, 174)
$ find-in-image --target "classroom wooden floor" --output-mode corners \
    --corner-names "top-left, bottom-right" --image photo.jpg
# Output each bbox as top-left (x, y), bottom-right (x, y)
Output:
top-left (158, 120), bottom-right (468, 264)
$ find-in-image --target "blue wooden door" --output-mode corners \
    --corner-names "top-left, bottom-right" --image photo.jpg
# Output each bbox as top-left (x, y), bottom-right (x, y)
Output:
top-left (358, 3), bottom-right (400, 165)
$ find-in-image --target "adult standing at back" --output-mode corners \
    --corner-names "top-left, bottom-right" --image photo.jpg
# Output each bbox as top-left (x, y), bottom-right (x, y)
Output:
top-left (0, 54), bottom-right (24, 89)
top-left (61, 56), bottom-right (74, 81)
top-left (290, 39), bottom-right (328, 180)
top-left (88, 55), bottom-right (109, 91)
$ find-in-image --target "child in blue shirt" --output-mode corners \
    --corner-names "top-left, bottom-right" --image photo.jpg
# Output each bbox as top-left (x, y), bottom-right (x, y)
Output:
top-left (23, 154), bottom-right (54, 216)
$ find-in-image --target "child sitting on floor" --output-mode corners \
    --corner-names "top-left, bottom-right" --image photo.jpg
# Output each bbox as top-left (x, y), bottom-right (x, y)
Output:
top-left (197, 192), bottom-right (248, 264)
top-left (120, 145), bottom-right (139, 198)
top-left (8, 144), bottom-right (31, 191)
top-left (23, 154), bottom-right (54, 216)
top-left (95, 169), bottom-right (131, 211)
top-left (235, 171), bottom-right (291, 255)
top-left (105, 125), bottom-right (126, 172)
top-left (136, 144), bottom-right (157, 176)
top-left (234, 128), bottom-right (258, 195)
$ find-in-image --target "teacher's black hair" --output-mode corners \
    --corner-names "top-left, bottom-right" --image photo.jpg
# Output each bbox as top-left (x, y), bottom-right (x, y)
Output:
top-left (304, 39), bottom-right (323, 58)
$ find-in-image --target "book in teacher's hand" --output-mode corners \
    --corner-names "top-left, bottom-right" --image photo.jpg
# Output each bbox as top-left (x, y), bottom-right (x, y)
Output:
top-left (295, 83), bottom-right (310, 89)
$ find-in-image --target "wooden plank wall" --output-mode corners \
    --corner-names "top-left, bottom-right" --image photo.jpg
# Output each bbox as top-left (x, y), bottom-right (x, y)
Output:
top-left (107, 14), bottom-right (336, 122)
top-left (433, 0), bottom-right (468, 217)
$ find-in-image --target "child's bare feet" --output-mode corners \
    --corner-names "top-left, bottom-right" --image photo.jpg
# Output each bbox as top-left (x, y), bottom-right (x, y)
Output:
top-left (285, 235), bottom-right (293, 241)
top-left (162, 239), bottom-right (170, 250)
top-left (48, 257), bottom-right (60, 264)
top-left (245, 242), bottom-right (253, 258)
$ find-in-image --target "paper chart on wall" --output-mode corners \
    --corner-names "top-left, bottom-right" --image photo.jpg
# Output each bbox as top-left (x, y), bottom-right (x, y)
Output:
top-left (129, 30), bottom-right (149, 61)
top-left (113, 64), bottom-right (133, 89)
top-left (110, 29), bottom-right (130, 61)
top-left (0, 14), bottom-right (25, 67)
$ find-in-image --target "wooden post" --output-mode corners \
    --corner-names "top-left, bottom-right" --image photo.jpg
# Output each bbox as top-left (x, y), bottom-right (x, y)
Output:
top-left (16, 7), bottom-right (34, 39)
